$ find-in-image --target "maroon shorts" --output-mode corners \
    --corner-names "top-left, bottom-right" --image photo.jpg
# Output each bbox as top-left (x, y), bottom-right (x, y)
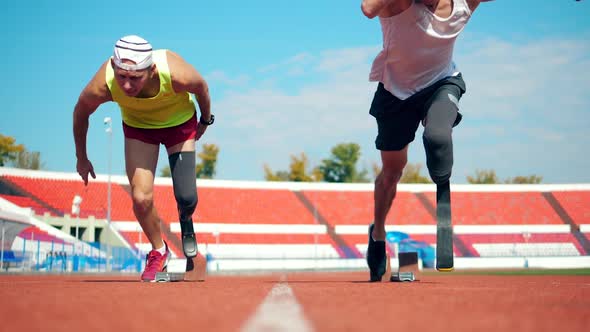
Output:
top-left (122, 114), bottom-right (197, 148)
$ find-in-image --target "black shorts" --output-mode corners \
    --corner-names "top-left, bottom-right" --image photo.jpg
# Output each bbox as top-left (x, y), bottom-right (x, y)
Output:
top-left (369, 74), bottom-right (466, 151)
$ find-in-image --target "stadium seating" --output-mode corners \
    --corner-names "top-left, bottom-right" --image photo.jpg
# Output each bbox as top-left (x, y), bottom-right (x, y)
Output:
top-left (301, 190), bottom-right (434, 226)
top-left (2, 171), bottom-right (589, 262)
top-left (0, 194), bottom-right (53, 215)
top-left (17, 225), bottom-right (68, 244)
top-left (421, 191), bottom-right (563, 225)
top-left (551, 191), bottom-right (590, 227)
top-left (0, 250), bottom-right (24, 270)
top-left (193, 187), bottom-right (318, 224)
top-left (458, 233), bottom-right (584, 257)
top-left (1, 175), bottom-right (133, 220)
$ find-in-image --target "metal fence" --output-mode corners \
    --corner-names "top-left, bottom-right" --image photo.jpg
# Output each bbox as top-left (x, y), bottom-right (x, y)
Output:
top-left (1, 239), bottom-right (143, 273)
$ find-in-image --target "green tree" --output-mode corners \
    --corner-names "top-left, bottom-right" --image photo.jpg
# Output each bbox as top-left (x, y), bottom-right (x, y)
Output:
top-left (288, 153), bottom-right (314, 182)
top-left (467, 169), bottom-right (543, 184)
top-left (311, 166), bottom-right (324, 182)
top-left (160, 166), bottom-right (171, 177)
top-left (196, 144), bottom-right (220, 179)
top-left (319, 143), bottom-right (370, 183)
top-left (371, 162), bottom-right (431, 183)
top-left (0, 134), bottom-right (25, 166)
top-left (263, 165), bottom-right (290, 181)
top-left (400, 163), bottom-right (431, 183)
top-left (355, 168), bottom-right (370, 183)
top-left (10, 150), bottom-right (44, 170)
top-left (504, 175), bottom-right (543, 184)
top-left (371, 162), bottom-right (381, 180)
top-left (264, 152), bottom-right (322, 182)
top-left (467, 169), bottom-right (499, 184)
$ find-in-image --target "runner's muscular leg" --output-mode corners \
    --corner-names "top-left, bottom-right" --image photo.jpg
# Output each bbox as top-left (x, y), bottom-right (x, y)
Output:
top-left (373, 146), bottom-right (408, 241)
top-left (167, 139), bottom-right (196, 155)
top-left (125, 137), bottom-right (163, 249)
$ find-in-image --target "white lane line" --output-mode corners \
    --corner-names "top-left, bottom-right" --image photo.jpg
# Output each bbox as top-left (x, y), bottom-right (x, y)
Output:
top-left (241, 282), bottom-right (314, 332)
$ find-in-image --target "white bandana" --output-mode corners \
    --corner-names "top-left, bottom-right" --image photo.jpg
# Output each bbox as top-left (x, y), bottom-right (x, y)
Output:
top-left (112, 35), bottom-right (153, 71)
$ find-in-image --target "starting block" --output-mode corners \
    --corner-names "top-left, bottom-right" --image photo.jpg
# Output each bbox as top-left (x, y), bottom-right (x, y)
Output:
top-left (390, 252), bottom-right (419, 282)
top-left (390, 271), bottom-right (415, 282)
top-left (155, 254), bottom-right (207, 283)
top-left (155, 272), bottom-right (185, 282)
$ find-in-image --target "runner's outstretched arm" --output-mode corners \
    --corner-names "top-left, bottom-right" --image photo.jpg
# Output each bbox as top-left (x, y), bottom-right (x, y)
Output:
top-left (73, 60), bottom-right (112, 185)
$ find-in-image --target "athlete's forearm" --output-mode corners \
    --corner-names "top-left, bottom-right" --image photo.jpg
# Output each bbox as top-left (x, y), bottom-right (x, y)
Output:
top-left (72, 66), bottom-right (109, 161)
top-left (196, 95), bottom-right (211, 122)
top-left (73, 102), bottom-right (92, 160)
top-left (192, 81), bottom-right (212, 121)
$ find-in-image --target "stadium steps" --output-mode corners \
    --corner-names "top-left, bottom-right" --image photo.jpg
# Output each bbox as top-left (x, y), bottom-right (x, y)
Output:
top-left (0, 176), bottom-right (64, 216)
top-left (542, 192), bottom-right (590, 255)
top-left (0, 194), bottom-right (55, 215)
top-left (293, 191), bottom-right (362, 259)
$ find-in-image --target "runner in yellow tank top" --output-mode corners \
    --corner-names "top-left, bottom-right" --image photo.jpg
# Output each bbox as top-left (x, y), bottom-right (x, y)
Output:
top-left (105, 49), bottom-right (197, 129)
top-left (73, 35), bottom-right (213, 281)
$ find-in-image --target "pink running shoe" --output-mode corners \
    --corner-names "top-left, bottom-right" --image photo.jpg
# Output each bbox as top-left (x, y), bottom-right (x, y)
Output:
top-left (141, 241), bottom-right (170, 282)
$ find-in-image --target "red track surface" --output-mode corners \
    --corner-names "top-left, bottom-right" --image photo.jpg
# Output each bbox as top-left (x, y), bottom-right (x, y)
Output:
top-left (1, 272), bottom-right (589, 332)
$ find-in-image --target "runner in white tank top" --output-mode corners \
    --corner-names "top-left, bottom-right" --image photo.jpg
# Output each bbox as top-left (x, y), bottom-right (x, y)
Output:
top-left (360, 0), bottom-right (494, 281)
top-left (369, 0), bottom-right (472, 99)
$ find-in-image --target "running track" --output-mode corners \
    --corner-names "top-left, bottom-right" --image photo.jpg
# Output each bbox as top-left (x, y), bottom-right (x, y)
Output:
top-left (1, 272), bottom-right (589, 332)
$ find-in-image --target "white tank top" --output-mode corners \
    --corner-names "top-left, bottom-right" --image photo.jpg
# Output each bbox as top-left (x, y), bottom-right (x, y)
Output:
top-left (369, 0), bottom-right (472, 99)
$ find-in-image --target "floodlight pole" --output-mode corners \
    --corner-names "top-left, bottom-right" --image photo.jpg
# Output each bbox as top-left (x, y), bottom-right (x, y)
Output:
top-left (104, 117), bottom-right (113, 272)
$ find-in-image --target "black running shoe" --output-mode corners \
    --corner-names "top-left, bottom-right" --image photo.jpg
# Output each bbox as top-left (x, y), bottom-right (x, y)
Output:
top-left (367, 223), bottom-right (387, 282)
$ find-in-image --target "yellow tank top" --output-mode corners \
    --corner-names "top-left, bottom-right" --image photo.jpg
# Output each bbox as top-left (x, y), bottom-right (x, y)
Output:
top-left (105, 49), bottom-right (196, 129)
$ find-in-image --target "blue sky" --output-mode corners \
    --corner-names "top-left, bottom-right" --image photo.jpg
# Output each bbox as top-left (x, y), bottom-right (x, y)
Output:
top-left (1, 0), bottom-right (589, 183)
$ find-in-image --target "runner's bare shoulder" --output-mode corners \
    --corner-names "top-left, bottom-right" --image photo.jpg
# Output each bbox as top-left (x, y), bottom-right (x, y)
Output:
top-left (78, 60), bottom-right (112, 109)
top-left (166, 50), bottom-right (203, 93)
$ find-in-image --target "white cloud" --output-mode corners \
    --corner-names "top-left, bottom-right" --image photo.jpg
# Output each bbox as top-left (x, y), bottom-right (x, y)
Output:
top-left (457, 38), bottom-right (590, 124)
top-left (257, 52), bottom-right (315, 74)
top-left (206, 70), bottom-right (250, 87)
top-left (315, 47), bottom-right (379, 72)
top-left (522, 127), bottom-right (565, 143)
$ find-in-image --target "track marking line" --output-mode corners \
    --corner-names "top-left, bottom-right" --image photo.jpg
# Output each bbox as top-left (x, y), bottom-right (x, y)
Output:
top-left (240, 282), bottom-right (314, 332)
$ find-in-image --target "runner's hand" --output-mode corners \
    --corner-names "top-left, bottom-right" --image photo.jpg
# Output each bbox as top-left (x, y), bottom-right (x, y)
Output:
top-left (76, 158), bottom-right (96, 185)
